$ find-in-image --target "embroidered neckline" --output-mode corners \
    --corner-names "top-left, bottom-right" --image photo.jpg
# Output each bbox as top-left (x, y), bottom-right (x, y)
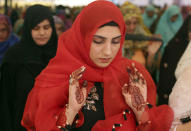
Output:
top-left (83, 86), bottom-right (99, 112)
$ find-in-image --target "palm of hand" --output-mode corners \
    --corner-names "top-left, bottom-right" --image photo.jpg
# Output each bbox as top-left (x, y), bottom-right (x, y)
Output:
top-left (122, 64), bottom-right (147, 112)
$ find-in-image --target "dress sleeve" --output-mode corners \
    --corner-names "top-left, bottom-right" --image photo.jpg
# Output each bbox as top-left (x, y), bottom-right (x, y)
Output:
top-left (169, 66), bottom-right (191, 130)
top-left (136, 61), bottom-right (174, 131)
top-left (21, 78), bottom-right (68, 131)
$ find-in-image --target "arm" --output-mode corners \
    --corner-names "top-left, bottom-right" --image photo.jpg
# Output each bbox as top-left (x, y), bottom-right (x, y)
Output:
top-left (22, 66), bottom-right (87, 131)
top-left (146, 35), bottom-right (162, 73)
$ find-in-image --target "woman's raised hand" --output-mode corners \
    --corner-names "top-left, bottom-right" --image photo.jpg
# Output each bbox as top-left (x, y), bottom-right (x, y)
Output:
top-left (66, 66), bottom-right (87, 124)
top-left (68, 66), bottom-right (87, 113)
top-left (122, 66), bottom-right (147, 121)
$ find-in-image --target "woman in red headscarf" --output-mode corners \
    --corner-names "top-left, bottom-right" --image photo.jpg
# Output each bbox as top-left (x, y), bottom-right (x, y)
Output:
top-left (21, 1), bottom-right (173, 131)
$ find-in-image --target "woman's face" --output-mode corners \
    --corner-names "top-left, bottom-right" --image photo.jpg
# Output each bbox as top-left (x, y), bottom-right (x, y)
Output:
top-left (126, 17), bottom-right (138, 34)
top-left (55, 23), bottom-right (64, 37)
top-left (0, 23), bottom-right (9, 42)
top-left (90, 26), bottom-right (121, 68)
top-left (170, 14), bottom-right (178, 22)
top-left (147, 10), bottom-right (155, 18)
top-left (31, 19), bottom-right (52, 46)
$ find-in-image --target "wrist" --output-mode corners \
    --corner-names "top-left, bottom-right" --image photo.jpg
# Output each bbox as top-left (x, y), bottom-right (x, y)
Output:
top-left (134, 108), bottom-right (145, 121)
top-left (65, 105), bottom-right (78, 125)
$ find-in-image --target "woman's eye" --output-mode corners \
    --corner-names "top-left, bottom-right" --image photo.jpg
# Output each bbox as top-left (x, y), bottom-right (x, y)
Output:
top-left (93, 37), bottom-right (104, 44)
top-left (44, 25), bottom-right (51, 30)
top-left (93, 40), bottom-right (103, 44)
top-left (33, 26), bottom-right (40, 30)
top-left (112, 38), bottom-right (121, 44)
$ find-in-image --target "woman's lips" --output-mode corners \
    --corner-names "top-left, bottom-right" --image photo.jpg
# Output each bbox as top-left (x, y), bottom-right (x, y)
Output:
top-left (99, 58), bottom-right (111, 63)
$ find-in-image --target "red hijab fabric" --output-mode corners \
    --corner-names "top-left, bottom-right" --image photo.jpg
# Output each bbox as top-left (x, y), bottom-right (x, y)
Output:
top-left (35, 0), bottom-right (128, 118)
top-left (22, 1), bottom-right (173, 131)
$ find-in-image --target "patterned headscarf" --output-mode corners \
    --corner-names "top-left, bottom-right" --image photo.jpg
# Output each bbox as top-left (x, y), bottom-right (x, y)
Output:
top-left (121, 2), bottom-right (141, 21)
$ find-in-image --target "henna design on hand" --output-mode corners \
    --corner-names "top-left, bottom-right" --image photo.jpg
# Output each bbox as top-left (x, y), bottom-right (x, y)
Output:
top-left (129, 85), bottom-right (145, 111)
top-left (75, 87), bottom-right (84, 104)
top-left (125, 63), bottom-right (147, 111)
top-left (69, 66), bottom-right (86, 104)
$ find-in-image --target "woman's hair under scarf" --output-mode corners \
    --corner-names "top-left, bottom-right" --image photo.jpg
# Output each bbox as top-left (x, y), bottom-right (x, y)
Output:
top-left (0, 15), bottom-right (19, 64)
top-left (3, 4), bottom-right (58, 65)
top-left (155, 5), bottom-right (183, 55)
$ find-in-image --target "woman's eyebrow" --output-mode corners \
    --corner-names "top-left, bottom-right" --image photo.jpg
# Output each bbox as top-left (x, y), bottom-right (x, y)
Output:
top-left (93, 35), bottom-right (106, 39)
top-left (113, 35), bottom-right (121, 39)
top-left (93, 35), bottom-right (121, 39)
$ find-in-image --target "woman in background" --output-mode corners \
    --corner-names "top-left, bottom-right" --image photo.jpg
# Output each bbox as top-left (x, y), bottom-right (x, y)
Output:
top-left (53, 15), bottom-right (65, 37)
top-left (0, 5), bottom-right (57, 131)
top-left (155, 5), bottom-right (183, 56)
top-left (0, 14), bottom-right (19, 65)
top-left (158, 15), bottom-right (191, 105)
top-left (120, 2), bottom-right (162, 83)
top-left (142, 5), bottom-right (157, 30)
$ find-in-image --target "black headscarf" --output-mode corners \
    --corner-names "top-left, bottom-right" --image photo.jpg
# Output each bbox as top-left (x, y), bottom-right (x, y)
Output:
top-left (3, 4), bottom-right (58, 65)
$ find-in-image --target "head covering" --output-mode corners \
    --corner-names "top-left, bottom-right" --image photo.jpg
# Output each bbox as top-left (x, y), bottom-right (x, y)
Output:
top-left (0, 14), bottom-right (19, 64)
top-left (13, 18), bottom-right (24, 38)
top-left (155, 5), bottom-right (183, 54)
top-left (3, 4), bottom-right (58, 65)
top-left (121, 1), bottom-right (142, 22)
top-left (55, 6), bottom-right (73, 31)
top-left (142, 5), bottom-right (157, 28)
top-left (120, 1), bottom-right (150, 35)
top-left (53, 15), bottom-right (64, 26)
top-left (10, 9), bottom-right (19, 27)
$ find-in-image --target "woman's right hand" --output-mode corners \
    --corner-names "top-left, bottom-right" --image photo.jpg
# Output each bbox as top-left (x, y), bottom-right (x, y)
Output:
top-left (66, 66), bottom-right (87, 124)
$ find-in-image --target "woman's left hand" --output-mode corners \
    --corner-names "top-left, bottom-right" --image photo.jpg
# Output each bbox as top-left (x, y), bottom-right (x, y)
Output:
top-left (122, 67), bottom-right (147, 121)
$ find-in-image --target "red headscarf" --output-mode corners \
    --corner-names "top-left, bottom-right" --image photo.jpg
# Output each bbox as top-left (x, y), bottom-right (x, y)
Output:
top-left (36, 0), bottom-right (127, 116)
top-left (22, 1), bottom-right (159, 130)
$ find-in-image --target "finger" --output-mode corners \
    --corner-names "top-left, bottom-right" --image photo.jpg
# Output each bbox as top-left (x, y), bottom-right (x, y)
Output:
top-left (70, 66), bottom-right (86, 85)
top-left (75, 66), bottom-right (86, 78)
top-left (122, 83), bottom-right (128, 95)
top-left (82, 87), bottom-right (87, 100)
top-left (77, 74), bottom-right (83, 80)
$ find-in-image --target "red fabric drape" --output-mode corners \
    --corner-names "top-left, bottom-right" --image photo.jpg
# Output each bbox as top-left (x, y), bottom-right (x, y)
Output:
top-left (21, 0), bottom-right (173, 131)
